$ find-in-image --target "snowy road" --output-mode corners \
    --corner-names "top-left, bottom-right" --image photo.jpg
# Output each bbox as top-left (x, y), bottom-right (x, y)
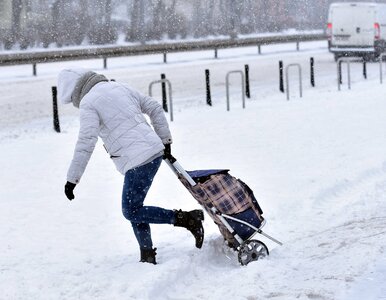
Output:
top-left (1, 41), bottom-right (386, 299)
top-left (0, 41), bottom-right (333, 128)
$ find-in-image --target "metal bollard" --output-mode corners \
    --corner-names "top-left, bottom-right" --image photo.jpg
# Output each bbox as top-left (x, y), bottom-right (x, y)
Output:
top-left (225, 70), bottom-right (246, 111)
top-left (149, 79), bottom-right (174, 121)
top-left (285, 64), bottom-right (302, 101)
top-left (245, 64), bottom-right (251, 98)
top-left (310, 57), bottom-right (315, 87)
top-left (51, 86), bottom-right (61, 133)
top-left (205, 69), bottom-right (212, 106)
top-left (279, 61), bottom-right (284, 93)
top-left (161, 74), bottom-right (168, 112)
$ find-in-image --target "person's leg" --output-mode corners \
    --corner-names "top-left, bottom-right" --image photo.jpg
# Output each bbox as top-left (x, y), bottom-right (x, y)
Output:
top-left (131, 223), bottom-right (152, 250)
top-left (122, 156), bottom-right (175, 249)
top-left (122, 156), bottom-right (205, 256)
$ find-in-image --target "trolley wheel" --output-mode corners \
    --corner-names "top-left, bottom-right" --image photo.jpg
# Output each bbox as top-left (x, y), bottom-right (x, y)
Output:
top-left (238, 240), bottom-right (269, 266)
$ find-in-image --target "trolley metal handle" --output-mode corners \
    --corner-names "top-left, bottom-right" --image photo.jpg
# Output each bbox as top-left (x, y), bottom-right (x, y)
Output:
top-left (164, 155), bottom-right (197, 186)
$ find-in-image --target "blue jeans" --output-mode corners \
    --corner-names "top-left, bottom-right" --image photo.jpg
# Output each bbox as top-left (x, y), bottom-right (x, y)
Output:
top-left (122, 156), bottom-right (175, 249)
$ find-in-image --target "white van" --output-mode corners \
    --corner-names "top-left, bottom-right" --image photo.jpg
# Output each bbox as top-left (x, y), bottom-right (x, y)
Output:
top-left (327, 2), bottom-right (386, 61)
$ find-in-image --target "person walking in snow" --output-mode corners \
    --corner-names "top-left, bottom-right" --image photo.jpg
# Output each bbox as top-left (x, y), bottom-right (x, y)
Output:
top-left (58, 68), bottom-right (204, 264)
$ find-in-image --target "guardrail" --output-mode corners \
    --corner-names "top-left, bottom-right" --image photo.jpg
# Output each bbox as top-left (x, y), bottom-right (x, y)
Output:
top-left (0, 33), bottom-right (326, 75)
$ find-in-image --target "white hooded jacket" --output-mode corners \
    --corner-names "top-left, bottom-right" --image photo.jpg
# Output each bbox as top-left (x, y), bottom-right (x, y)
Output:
top-left (58, 69), bottom-right (172, 184)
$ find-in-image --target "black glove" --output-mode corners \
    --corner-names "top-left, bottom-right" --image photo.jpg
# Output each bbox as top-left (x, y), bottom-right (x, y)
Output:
top-left (163, 143), bottom-right (172, 160)
top-left (64, 181), bottom-right (76, 201)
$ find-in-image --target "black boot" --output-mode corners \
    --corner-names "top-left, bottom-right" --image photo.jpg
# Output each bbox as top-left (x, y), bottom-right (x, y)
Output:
top-left (140, 247), bottom-right (157, 264)
top-left (174, 210), bottom-right (204, 249)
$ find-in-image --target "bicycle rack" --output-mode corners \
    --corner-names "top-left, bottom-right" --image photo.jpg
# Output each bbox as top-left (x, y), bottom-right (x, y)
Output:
top-left (285, 63), bottom-right (302, 101)
top-left (226, 70), bottom-right (246, 111)
top-left (149, 79), bottom-right (174, 122)
top-left (337, 57), bottom-right (362, 91)
top-left (379, 53), bottom-right (386, 84)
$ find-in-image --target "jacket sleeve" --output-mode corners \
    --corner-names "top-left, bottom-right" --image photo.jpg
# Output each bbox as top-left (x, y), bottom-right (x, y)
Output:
top-left (136, 90), bottom-right (173, 144)
top-left (67, 103), bottom-right (100, 184)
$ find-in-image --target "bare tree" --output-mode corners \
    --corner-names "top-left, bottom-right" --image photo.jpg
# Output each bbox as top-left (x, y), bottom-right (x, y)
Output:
top-left (165, 0), bottom-right (179, 39)
top-left (148, 0), bottom-right (164, 40)
top-left (203, 0), bottom-right (216, 36)
top-left (128, 0), bottom-right (145, 42)
top-left (3, 0), bottom-right (333, 50)
top-left (11, 0), bottom-right (23, 42)
top-left (217, 0), bottom-right (232, 36)
top-left (192, 1), bottom-right (203, 37)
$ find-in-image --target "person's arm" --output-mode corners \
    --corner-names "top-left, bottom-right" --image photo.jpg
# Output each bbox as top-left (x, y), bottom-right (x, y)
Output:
top-left (65, 103), bottom-right (99, 200)
top-left (136, 90), bottom-right (172, 144)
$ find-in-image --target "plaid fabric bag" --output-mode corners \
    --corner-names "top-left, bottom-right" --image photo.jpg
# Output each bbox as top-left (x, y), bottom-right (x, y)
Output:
top-left (179, 170), bottom-right (263, 223)
top-left (179, 170), bottom-right (264, 246)
top-left (199, 173), bottom-right (251, 215)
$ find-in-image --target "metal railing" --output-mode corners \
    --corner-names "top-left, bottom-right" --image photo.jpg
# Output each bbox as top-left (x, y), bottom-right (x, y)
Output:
top-left (0, 33), bottom-right (326, 75)
top-left (379, 53), bottom-right (386, 84)
top-left (337, 57), bottom-right (363, 91)
top-left (226, 70), bottom-right (246, 111)
top-left (149, 79), bottom-right (174, 122)
top-left (285, 63), bottom-right (303, 100)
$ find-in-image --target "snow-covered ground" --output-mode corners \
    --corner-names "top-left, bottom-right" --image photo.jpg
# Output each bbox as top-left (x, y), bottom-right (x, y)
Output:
top-left (1, 41), bottom-right (385, 300)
